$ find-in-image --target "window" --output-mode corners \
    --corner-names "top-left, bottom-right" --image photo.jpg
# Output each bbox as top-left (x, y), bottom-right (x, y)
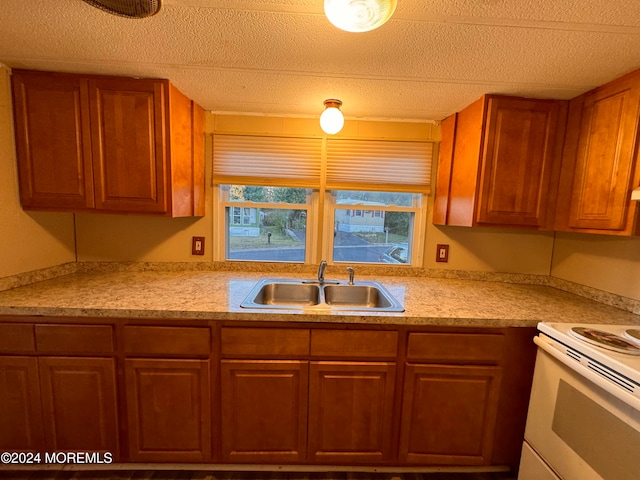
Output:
top-left (212, 133), bottom-right (432, 266)
top-left (330, 190), bottom-right (420, 264)
top-left (220, 185), bottom-right (311, 262)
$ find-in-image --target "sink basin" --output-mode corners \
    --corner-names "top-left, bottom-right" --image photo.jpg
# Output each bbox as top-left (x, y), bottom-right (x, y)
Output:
top-left (249, 282), bottom-right (320, 306)
top-left (323, 284), bottom-right (394, 309)
top-left (240, 278), bottom-right (404, 312)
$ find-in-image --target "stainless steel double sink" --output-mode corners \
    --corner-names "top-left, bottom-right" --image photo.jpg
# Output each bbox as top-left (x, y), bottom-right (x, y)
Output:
top-left (240, 278), bottom-right (404, 312)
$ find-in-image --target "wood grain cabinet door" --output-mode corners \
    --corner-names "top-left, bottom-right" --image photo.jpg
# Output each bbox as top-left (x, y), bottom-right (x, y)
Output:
top-left (11, 70), bottom-right (94, 210)
top-left (564, 73), bottom-right (640, 233)
top-left (38, 357), bottom-right (119, 456)
top-left (0, 356), bottom-right (44, 451)
top-left (308, 361), bottom-right (396, 464)
top-left (398, 363), bottom-right (502, 465)
top-left (477, 96), bottom-right (564, 227)
top-left (220, 360), bottom-right (308, 463)
top-left (88, 78), bottom-right (168, 213)
top-left (125, 358), bottom-right (211, 462)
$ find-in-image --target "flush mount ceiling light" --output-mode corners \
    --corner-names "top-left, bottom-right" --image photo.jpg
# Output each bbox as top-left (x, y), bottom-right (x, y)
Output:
top-left (320, 99), bottom-right (345, 135)
top-left (324, 0), bottom-right (397, 33)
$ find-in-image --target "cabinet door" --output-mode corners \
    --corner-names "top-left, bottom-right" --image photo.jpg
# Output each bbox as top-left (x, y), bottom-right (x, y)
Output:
top-left (220, 360), bottom-right (308, 463)
top-left (308, 361), bottom-right (396, 463)
top-left (477, 96), bottom-right (564, 227)
top-left (89, 78), bottom-right (168, 213)
top-left (11, 70), bottom-right (94, 209)
top-left (125, 358), bottom-right (211, 462)
top-left (563, 73), bottom-right (640, 233)
top-left (38, 357), bottom-right (119, 456)
top-left (398, 363), bottom-right (502, 465)
top-left (0, 357), bottom-right (44, 451)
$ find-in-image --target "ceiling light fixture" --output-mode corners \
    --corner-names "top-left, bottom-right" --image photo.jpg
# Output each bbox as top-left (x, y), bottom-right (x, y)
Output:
top-left (324, 0), bottom-right (397, 33)
top-left (320, 99), bottom-right (345, 135)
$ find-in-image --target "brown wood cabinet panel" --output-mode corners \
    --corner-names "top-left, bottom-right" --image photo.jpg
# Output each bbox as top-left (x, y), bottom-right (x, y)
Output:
top-left (35, 324), bottom-right (113, 355)
top-left (478, 97), bottom-right (565, 227)
top-left (434, 95), bottom-right (566, 229)
top-left (407, 332), bottom-right (505, 365)
top-left (310, 330), bottom-right (397, 359)
top-left (38, 356), bottom-right (118, 455)
top-left (89, 77), bottom-right (167, 213)
top-left (11, 70), bottom-right (94, 209)
top-left (220, 360), bottom-right (308, 463)
top-left (123, 326), bottom-right (210, 357)
top-left (0, 323), bottom-right (35, 353)
top-left (0, 356), bottom-right (44, 451)
top-left (11, 70), bottom-right (205, 217)
top-left (221, 327), bottom-right (310, 358)
top-left (556, 69), bottom-right (640, 234)
top-left (398, 363), bottom-right (502, 465)
top-left (308, 361), bottom-right (396, 463)
top-left (125, 358), bottom-right (211, 462)
top-left (433, 113), bottom-right (457, 225)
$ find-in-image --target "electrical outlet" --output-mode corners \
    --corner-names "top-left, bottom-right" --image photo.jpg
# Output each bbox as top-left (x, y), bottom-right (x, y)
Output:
top-left (192, 236), bottom-right (205, 255)
top-left (436, 244), bottom-right (449, 263)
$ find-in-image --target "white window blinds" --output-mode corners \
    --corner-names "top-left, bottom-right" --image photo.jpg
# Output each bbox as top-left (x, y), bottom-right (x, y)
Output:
top-left (212, 134), bottom-right (433, 192)
top-left (326, 138), bottom-right (433, 193)
top-left (213, 134), bottom-right (323, 187)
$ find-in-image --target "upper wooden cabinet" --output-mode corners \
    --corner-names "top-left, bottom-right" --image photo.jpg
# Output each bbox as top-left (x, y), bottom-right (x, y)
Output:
top-left (433, 95), bottom-right (567, 229)
top-left (11, 69), bottom-right (205, 217)
top-left (555, 69), bottom-right (640, 235)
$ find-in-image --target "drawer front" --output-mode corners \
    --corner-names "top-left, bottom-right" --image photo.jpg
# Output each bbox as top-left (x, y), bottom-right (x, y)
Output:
top-left (310, 330), bottom-right (398, 359)
top-left (0, 323), bottom-right (35, 353)
top-left (123, 326), bottom-right (210, 357)
top-left (35, 324), bottom-right (114, 354)
top-left (407, 332), bottom-right (505, 365)
top-left (221, 327), bottom-right (310, 358)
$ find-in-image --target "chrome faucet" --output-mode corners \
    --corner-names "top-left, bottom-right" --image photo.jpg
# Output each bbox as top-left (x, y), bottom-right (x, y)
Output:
top-left (317, 260), bottom-right (327, 284)
top-left (346, 266), bottom-right (355, 285)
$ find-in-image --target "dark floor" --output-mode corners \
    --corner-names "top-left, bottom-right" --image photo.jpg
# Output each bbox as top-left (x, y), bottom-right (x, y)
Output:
top-left (0, 471), bottom-right (516, 480)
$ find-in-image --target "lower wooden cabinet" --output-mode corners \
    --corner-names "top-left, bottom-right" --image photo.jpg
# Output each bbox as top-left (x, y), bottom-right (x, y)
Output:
top-left (308, 361), bottom-right (396, 463)
top-left (125, 358), bottom-right (212, 462)
top-left (398, 363), bottom-right (503, 465)
top-left (39, 357), bottom-right (119, 454)
top-left (0, 320), bottom-right (535, 470)
top-left (0, 356), bottom-right (44, 451)
top-left (220, 360), bottom-right (308, 463)
top-left (0, 355), bottom-right (118, 456)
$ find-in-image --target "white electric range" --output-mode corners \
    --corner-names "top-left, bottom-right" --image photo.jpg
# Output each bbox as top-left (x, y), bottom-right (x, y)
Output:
top-left (518, 322), bottom-right (640, 480)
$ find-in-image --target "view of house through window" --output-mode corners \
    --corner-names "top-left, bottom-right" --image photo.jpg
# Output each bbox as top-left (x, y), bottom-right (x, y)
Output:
top-left (220, 185), bottom-right (423, 264)
top-left (331, 190), bottom-right (418, 264)
top-left (224, 185), bottom-right (309, 262)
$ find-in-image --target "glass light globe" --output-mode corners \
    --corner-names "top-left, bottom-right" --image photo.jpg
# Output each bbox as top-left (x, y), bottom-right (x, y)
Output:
top-left (324, 0), bottom-right (397, 33)
top-left (320, 105), bottom-right (344, 135)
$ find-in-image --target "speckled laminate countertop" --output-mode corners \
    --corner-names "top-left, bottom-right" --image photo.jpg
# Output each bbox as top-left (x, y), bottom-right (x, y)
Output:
top-left (0, 270), bottom-right (638, 328)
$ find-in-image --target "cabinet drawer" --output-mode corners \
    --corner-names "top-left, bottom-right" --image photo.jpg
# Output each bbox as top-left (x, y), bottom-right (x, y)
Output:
top-left (35, 324), bottom-right (114, 354)
top-left (0, 323), bottom-right (35, 353)
top-left (221, 327), bottom-right (310, 357)
top-left (407, 332), bottom-right (504, 365)
top-left (123, 326), bottom-right (210, 357)
top-left (310, 330), bottom-right (397, 359)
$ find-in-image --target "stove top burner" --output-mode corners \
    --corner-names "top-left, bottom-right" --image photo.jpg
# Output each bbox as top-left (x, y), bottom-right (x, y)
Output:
top-left (570, 327), bottom-right (640, 355)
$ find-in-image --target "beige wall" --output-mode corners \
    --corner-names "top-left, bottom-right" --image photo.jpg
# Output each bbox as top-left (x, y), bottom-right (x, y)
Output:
top-left (0, 65), bottom-right (76, 278)
top-left (551, 232), bottom-right (640, 301)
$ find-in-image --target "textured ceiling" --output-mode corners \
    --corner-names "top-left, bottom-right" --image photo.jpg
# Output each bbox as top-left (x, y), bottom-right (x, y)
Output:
top-left (1, 0), bottom-right (640, 122)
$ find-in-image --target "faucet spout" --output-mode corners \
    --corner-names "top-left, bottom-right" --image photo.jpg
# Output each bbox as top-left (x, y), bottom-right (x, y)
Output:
top-left (346, 266), bottom-right (355, 285)
top-left (317, 260), bottom-right (327, 284)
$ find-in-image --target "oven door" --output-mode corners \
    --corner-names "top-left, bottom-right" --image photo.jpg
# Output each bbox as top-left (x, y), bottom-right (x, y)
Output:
top-left (519, 343), bottom-right (640, 480)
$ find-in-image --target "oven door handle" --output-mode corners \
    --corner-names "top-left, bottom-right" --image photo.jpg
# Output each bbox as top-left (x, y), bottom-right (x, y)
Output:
top-left (534, 335), bottom-right (640, 412)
